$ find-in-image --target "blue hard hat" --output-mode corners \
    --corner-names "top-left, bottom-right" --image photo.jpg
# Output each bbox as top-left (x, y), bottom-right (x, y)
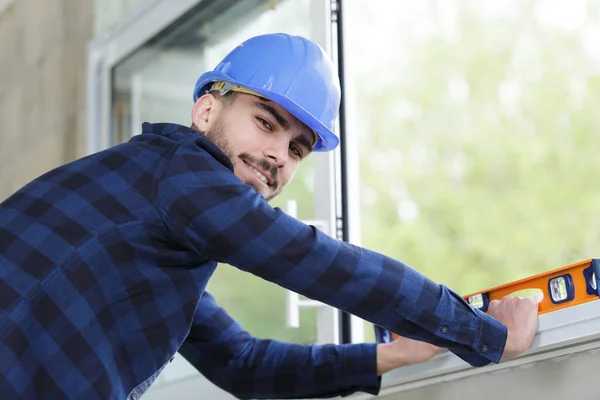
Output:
top-left (193, 33), bottom-right (341, 151)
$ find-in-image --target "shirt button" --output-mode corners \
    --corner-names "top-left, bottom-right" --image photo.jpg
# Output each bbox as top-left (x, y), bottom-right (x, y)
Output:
top-left (440, 325), bottom-right (449, 334)
top-left (481, 345), bottom-right (489, 353)
top-left (131, 393), bottom-right (139, 400)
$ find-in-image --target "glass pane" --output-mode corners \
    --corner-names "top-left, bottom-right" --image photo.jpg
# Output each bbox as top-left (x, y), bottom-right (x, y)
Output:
top-left (342, 0), bottom-right (600, 342)
top-left (111, 0), bottom-right (322, 386)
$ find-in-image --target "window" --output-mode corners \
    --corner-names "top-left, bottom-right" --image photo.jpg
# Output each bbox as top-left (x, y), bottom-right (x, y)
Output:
top-left (340, 0), bottom-right (600, 341)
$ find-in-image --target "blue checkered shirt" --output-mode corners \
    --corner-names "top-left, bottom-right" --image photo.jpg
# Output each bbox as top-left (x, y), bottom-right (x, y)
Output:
top-left (0, 123), bottom-right (507, 399)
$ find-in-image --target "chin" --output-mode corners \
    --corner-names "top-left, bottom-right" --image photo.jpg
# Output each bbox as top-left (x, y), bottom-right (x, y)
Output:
top-left (258, 188), bottom-right (273, 199)
top-left (244, 180), bottom-right (268, 197)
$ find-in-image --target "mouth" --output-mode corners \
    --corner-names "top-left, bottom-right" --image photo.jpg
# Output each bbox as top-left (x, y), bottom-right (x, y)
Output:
top-left (243, 160), bottom-right (271, 187)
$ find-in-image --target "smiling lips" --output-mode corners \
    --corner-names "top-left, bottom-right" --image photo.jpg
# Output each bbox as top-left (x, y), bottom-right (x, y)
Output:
top-left (244, 160), bottom-right (271, 186)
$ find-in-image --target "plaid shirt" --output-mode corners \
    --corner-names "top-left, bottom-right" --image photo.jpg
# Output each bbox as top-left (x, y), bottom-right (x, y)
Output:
top-left (179, 291), bottom-right (379, 399)
top-left (0, 123), bottom-right (507, 399)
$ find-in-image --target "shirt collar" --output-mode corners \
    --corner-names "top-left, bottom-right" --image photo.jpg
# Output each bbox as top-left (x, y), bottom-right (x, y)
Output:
top-left (140, 122), bottom-right (234, 171)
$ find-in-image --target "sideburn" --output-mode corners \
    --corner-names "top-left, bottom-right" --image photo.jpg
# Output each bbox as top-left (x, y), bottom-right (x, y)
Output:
top-left (204, 119), bottom-right (235, 161)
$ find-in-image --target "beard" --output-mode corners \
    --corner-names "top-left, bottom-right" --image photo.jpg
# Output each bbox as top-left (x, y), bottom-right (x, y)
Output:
top-left (204, 120), bottom-right (282, 201)
top-left (204, 119), bottom-right (235, 161)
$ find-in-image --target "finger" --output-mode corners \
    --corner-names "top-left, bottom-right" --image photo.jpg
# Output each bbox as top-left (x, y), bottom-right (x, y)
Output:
top-left (488, 299), bottom-right (499, 312)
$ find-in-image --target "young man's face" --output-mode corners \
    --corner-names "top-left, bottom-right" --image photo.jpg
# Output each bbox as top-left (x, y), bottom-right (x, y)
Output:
top-left (192, 92), bottom-right (315, 201)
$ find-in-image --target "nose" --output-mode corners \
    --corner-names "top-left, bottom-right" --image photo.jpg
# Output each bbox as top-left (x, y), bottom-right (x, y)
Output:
top-left (264, 137), bottom-right (289, 168)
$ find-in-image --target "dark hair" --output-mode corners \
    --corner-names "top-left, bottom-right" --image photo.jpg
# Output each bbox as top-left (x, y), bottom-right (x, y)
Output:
top-left (214, 90), bottom-right (239, 107)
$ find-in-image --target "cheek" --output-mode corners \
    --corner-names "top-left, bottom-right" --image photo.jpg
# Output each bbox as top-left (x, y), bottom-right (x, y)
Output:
top-left (280, 164), bottom-right (299, 188)
top-left (234, 120), bottom-right (265, 147)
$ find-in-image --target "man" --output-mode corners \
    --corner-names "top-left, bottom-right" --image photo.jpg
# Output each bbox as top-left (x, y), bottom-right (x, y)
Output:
top-left (0, 33), bottom-right (538, 399)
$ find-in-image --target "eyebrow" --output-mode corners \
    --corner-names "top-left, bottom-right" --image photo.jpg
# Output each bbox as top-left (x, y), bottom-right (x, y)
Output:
top-left (295, 135), bottom-right (314, 155)
top-left (254, 100), bottom-right (290, 131)
top-left (253, 98), bottom-right (314, 155)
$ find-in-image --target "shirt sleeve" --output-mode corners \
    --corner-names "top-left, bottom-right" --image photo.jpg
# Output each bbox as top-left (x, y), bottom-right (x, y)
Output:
top-left (156, 142), bottom-right (508, 368)
top-left (178, 291), bottom-right (381, 399)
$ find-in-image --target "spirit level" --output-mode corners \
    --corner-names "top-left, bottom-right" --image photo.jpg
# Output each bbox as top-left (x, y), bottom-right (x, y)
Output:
top-left (375, 258), bottom-right (600, 343)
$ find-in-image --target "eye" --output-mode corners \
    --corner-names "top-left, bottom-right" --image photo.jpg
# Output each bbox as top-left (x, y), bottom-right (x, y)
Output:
top-left (256, 117), bottom-right (273, 131)
top-left (290, 143), bottom-right (303, 158)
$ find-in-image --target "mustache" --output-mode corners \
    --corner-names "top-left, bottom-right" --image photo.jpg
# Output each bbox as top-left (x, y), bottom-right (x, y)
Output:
top-left (238, 152), bottom-right (279, 188)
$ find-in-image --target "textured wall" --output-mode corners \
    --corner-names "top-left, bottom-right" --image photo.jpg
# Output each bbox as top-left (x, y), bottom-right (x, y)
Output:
top-left (0, 0), bottom-right (94, 200)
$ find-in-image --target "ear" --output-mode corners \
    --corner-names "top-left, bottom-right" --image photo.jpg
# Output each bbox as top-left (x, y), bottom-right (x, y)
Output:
top-left (191, 93), bottom-right (222, 133)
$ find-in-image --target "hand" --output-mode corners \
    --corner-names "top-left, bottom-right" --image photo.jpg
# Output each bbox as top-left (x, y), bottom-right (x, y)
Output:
top-left (376, 335), bottom-right (442, 375)
top-left (487, 295), bottom-right (541, 361)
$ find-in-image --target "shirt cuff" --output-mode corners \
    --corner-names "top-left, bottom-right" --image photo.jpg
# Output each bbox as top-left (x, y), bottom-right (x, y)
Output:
top-left (471, 308), bottom-right (508, 365)
top-left (338, 343), bottom-right (382, 397)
